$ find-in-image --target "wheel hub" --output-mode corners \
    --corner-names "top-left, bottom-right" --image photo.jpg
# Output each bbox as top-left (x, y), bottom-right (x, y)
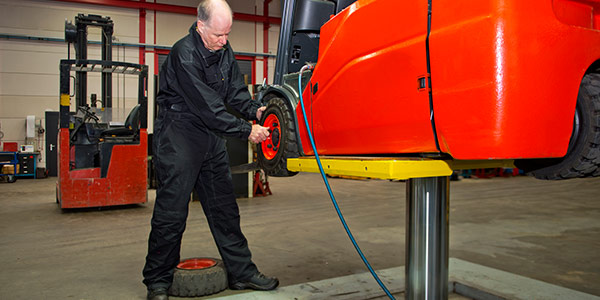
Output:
top-left (262, 114), bottom-right (281, 160)
top-left (177, 258), bottom-right (217, 270)
top-left (272, 128), bottom-right (280, 148)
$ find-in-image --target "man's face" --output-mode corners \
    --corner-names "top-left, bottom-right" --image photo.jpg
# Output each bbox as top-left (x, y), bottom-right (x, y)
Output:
top-left (197, 15), bottom-right (231, 51)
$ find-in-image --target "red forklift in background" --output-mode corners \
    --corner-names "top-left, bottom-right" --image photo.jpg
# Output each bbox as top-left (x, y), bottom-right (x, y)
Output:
top-left (56, 14), bottom-right (148, 209)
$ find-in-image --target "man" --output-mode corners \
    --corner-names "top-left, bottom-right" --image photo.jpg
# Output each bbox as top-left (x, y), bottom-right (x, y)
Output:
top-left (142, 1), bottom-right (277, 299)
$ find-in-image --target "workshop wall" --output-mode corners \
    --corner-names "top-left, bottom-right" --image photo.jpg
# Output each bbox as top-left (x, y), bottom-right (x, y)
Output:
top-left (0, 0), bottom-right (281, 170)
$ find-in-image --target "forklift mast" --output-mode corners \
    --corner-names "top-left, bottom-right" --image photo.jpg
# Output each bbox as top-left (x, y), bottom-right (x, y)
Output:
top-left (273, 0), bottom-right (356, 85)
top-left (65, 14), bottom-right (114, 108)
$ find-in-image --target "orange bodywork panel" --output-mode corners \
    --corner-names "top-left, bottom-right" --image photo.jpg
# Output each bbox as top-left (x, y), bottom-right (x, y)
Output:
top-left (297, 0), bottom-right (600, 159)
top-left (57, 129), bottom-right (148, 209)
top-left (298, 0), bottom-right (437, 156)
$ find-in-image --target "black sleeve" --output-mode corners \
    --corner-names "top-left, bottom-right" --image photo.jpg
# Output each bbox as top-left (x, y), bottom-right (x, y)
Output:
top-left (225, 52), bottom-right (261, 121)
top-left (174, 51), bottom-right (252, 140)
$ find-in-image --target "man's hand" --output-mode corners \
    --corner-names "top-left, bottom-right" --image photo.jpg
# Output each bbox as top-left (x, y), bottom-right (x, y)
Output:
top-left (256, 106), bottom-right (267, 121)
top-left (249, 124), bottom-right (270, 144)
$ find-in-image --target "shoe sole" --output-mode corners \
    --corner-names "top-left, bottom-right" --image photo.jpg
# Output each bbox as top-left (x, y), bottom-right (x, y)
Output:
top-left (230, 279), bottom-right (279, 291)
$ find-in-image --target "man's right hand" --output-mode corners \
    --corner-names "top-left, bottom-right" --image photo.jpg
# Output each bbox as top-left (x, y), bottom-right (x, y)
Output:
top-left (249, 124), bottom-right (270, 144)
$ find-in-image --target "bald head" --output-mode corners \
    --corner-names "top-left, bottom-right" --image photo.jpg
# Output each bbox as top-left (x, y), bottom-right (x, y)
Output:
top-left (197, 0), bottom-right (232, 24)
top-left (196, 0), bottom-right (232, 51)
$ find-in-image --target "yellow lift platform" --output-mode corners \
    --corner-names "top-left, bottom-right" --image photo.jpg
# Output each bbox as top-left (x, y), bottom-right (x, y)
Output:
top-left (287, 156), bottom-right (515, 300)
top-left (288, 157), bottom-right (515, 179)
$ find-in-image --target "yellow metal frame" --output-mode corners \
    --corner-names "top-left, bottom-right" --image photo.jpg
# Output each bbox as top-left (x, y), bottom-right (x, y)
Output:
top-left (287, 157), bottom-right (515, 180)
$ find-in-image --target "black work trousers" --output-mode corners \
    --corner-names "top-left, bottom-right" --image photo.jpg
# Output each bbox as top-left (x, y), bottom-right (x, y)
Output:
top-left (142, 109), bottom-right (257, 290)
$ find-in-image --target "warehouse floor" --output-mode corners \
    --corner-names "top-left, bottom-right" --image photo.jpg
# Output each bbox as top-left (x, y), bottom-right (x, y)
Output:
top-left (0, 173), bottom-right (599, 300)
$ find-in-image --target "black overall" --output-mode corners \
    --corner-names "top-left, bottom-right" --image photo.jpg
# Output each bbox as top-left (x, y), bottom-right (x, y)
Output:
top-left (142, 23), bottom-right (261, 291)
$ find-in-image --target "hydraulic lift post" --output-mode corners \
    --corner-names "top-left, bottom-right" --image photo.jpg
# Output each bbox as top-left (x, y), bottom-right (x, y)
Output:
top-left (288, 158), bottom-right (514, 299)
top-left (406, 176), bottom-right (449, 300)
top-left (287, 157), bottom-right (454, 299)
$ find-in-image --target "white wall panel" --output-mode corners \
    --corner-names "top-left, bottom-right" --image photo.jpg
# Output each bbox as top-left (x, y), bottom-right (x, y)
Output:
top-left (0, 118), bottom-right (28, 142)
top-left (230, 0), bottom-right (255, 14)
top-left (0, 96), bottom-right (57, 119)
top-left (155, 11), bottom-right (195, 46)
top-left (230, 20), bottom-right (257, 53)
top-left (0, 0), bottom-right (139, 42)
top-left (154, 0), bottom-right (255, 15)
top-left (0, 73), bottom-right (58, 97)
top-left (1, 42), bottom-right (66, 74)
top-left (155, 0), bottom-right (195, 9)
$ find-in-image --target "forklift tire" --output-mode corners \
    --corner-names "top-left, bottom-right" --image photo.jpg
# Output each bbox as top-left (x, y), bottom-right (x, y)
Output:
top-left (516, 73), bottom-right (600, 179)
top-left (168, 258), bottom-right (227, 297)
top-left (258, 97), bottom-right (299, 177)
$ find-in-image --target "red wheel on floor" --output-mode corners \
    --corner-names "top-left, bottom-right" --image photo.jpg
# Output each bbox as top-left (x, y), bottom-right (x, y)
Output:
top-left (169, 257), bottom-right (227, 297)
top-left (177, 258), bottom-right (217, 270)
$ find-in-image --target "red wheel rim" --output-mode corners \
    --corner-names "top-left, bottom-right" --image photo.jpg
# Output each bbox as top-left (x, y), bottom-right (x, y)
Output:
top-left (261, 114), bottom-right (281, 160)
top-left (177, 258), bottom-right (217, 270)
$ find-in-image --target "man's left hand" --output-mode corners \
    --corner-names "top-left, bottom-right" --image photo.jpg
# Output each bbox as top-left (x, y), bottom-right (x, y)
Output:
top-left (256, 106), bottom-right (266, 120)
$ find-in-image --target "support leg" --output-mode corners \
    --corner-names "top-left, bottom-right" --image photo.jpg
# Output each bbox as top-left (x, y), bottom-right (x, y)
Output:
top-left (405, 176), bottom-right (450, 300)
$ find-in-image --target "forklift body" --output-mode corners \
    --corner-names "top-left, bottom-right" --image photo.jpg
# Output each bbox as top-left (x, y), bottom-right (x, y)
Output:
top-left (57, 14), bottom-right (148, 208)
top-left (57, 60), bottom-right (148, 209)
top-left (257, 0), bottom-right (600, 179)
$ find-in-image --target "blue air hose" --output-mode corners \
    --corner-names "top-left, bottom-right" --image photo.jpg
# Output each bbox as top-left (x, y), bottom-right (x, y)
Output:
top-left (298, 65), bottom-right (396, 300)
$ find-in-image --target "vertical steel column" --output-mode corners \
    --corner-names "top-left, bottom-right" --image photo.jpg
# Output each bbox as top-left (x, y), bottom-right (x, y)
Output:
top-left (273, 0), bottom-right (296, 85)
top-left (263, 0), bottom-right (271, 84)
top-left (75, 18), bottom-right (87, 108)
top-left (139, 65), bottom-right (148, 129)
top-left (59, 61), bottom-right (72, 129)
top-left (101, 23), bottom-right (113, 108)
top-left (405, 176), bottom-right (449, 300)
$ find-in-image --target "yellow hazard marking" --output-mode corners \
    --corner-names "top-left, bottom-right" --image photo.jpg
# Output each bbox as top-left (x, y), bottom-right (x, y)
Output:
top-left (60, 94), bottom-right (70, 106)
top-left (288, 157), bottom-right (453, 180)
top-left (287, 157), bottom-right (515, 180)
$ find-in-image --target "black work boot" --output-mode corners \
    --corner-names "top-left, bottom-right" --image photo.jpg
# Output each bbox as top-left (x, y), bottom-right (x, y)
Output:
top-left (230, 272), bottom-right (279, 291)
top-left (147, 288), bottom-right (168, 300)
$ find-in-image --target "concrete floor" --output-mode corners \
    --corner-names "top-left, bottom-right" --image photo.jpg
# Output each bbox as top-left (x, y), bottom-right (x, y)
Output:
top-left (0, 173), bottom-right (599, 299)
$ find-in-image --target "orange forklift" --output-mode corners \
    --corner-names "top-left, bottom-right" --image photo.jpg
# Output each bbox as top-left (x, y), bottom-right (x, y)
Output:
top-left (56, 14), bottom-right (148, 209)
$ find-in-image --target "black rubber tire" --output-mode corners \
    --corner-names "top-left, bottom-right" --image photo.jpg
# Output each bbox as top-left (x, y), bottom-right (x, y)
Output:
top-left (168, 258), bottom-right (227, 297)
top-left (515, 73), bottom-right (600, 179)
top-left (258, 97), bottom-right (299, 177)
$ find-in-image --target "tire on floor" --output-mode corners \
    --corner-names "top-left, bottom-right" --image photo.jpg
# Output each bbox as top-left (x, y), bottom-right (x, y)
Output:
top-left (168, 258), bottom-right (228, 297)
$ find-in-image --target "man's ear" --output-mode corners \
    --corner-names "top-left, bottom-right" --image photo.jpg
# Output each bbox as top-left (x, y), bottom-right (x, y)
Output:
top-left (196, 20), bottom-right (203, 32)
